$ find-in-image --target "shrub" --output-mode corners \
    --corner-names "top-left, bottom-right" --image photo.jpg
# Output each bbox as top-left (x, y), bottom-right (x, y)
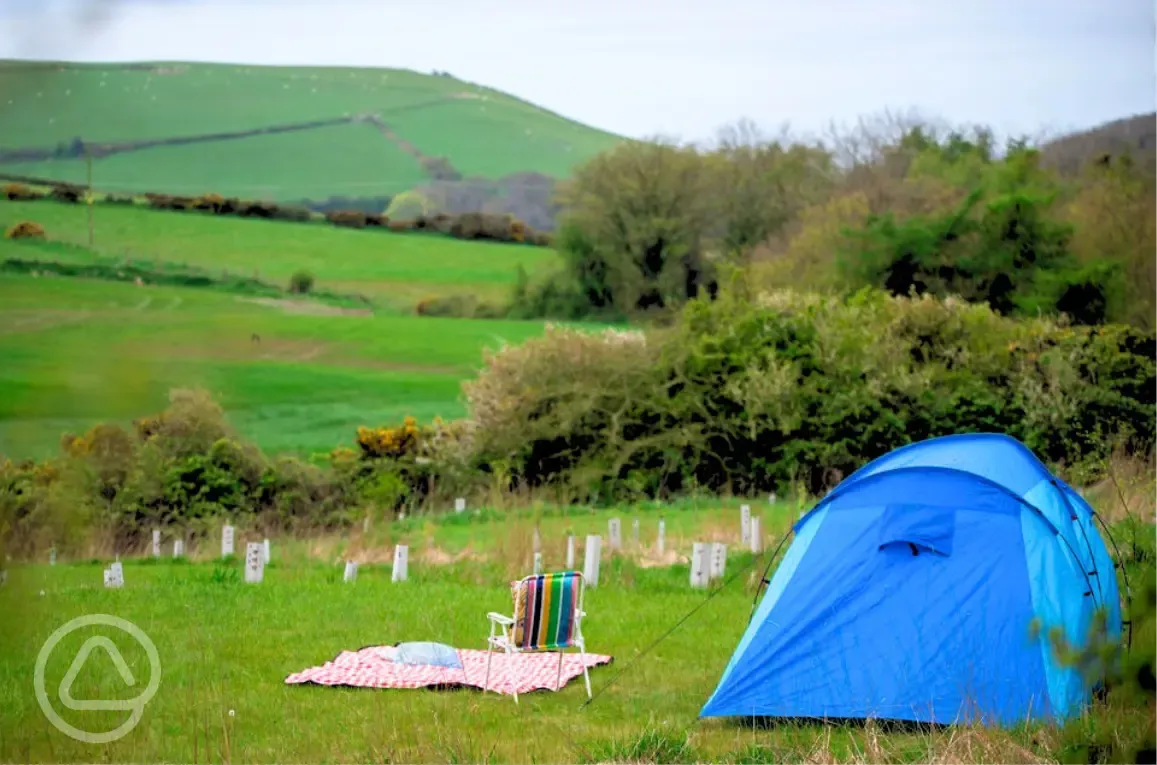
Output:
top-left (103, 193), bottom-right (135, 205)
top-left (288, 270), bottom-right (315, 295)
top-left (350, 415), bottom-right (475, 510)
top-left (49, 184), bottom-right (83, 204)
top-left (419, 155), bottom-right (463, 182)
top-left (384, 189), bottom-right (432, 220)
top-left (356, 417), bottom-right (423, 460)
top-left (509, 218), bottom-right (527, 243)
top-left (450, 211), bottom-right (495, 240)
top-left (144, 193), bottom-right (196, 211)
top-left (463, 323), bottom-right (656, 497)
top-left (271, 204), bottom-right (313, 223)
top-left (5, 220), bottom-right (46, 239)
top-left (2, 182), bottom-right (43, 201)
top-left (325, 209), bottom-right (368, 229)
top-left (387, 219), bottom-right (414, 232)
top-left (364, 213), bottom-right (386, 227)
top-left (264, 456), bottom-right (352, 529)
top-left (505, 264), bottom-right (621, 321)
top-left (448, 212), bottom-right (532, 243)
top-left (0, 456), bottom-right (97, 558)
top-left (236, 200), bottom-right (279, 219)
top-left (414, 212), bottom-right (455, 235)
top-left (192, 193), bottom-right (226, 213)
top-left (415, 293), bottom-right (483, 318)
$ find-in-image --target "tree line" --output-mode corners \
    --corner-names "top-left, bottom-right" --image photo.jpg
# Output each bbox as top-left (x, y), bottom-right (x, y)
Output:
top-left (514, 115), bottom-right (1155, 330)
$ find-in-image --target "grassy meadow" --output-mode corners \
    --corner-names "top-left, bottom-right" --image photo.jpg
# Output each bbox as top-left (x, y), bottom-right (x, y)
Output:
top-left (40, 122), bottom-right (430, 202)
top-left (0, 61), bottom-right (623, 199)
top-left (0, 194), bottom-right (577, 460)
top-left (0, 272), bottom-right (567, 460)
top-left (0, 498), bottom-right (1096, 764)
top-left (0, 200), bottom-right (560, 307)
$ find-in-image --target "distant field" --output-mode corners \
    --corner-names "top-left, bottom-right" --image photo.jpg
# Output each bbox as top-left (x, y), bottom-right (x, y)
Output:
top-left (3, 122), bottom-right (428, 201)
top-left (0, 61), bottom-right (623, 200)
top-left (0, 275), bottom-right (562, 459)
top-left (0, 200), bottom-right (560, 308)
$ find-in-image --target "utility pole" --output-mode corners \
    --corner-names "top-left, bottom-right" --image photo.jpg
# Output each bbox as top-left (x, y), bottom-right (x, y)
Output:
top-left (85, 142), bottom-right (94, 247)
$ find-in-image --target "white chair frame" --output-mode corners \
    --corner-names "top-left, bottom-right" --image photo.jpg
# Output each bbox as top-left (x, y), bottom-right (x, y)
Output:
top-left (484, 571), bottom-right (591, 704)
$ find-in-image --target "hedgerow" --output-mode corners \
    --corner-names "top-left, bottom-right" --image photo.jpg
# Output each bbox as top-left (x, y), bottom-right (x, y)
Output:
top-left (1, 289), bottom-right (1151, 557)
top-left (464, 286), bottom-right (1155, 499)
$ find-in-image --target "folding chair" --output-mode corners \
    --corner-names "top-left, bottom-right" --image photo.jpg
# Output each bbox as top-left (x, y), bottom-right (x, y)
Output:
top-left (484, 570), bottom-right (591, 704)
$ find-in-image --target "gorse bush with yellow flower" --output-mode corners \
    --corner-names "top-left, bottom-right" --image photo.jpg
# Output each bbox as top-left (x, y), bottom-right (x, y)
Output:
top-left (0, 389), bottom-right (481, 557)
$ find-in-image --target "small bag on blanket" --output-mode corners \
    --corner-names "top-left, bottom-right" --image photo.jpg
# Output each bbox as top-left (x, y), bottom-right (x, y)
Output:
top-left (392, 641), bottom-right (463, 669)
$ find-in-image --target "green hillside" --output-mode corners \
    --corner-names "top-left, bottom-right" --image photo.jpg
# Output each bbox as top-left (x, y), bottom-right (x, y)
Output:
top-left (0, 200), bottom-right (559, 307)
top-left (0, 60), bottom-right (623, 202)
top-left (0, 195), bottom-right (574, 459)
top-left (5, 122), bottom-right (427, 201)
top-left (0, 275), bottom-right (560, 459)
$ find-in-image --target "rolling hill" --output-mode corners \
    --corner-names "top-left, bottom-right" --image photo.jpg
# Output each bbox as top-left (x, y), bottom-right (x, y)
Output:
top-left (0, 60), bottom-right (624, 221)
top-left (0, 196), bottom-right (577, 459)
top-left (0, 199), bottom-right (559, 308)
top-left (1040, 112), bottom-right (1156, 174)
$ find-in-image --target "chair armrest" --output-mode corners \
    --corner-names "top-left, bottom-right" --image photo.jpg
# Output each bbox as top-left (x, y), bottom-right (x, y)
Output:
top-left (487, 612), bottom-right (515, 626)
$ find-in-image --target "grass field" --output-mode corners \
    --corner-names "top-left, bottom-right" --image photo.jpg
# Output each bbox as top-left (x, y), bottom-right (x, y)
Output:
top-left (0, 195), bottom-right (579, 460)
top-left (9, 122), bottom-right (430, 202)
top-left (0, 273), bottom-right (567, 460)
top-left (0, 200), bottom-right (561, 308)
top-left (0, 61), bottom-right (623, 200)
top-left (0, 498), bottom-right (1067, 764)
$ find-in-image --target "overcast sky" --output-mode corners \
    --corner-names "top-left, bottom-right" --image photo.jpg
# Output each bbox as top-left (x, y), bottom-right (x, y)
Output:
top-left (1, 0), bottom-right (1154, 141)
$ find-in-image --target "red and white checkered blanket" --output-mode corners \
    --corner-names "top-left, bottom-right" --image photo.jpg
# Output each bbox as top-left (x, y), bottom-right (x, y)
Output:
top-left (284, 645), bottom-right (613, 696)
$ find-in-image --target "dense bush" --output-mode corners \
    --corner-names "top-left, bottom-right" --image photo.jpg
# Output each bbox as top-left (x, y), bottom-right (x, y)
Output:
top-left (235, 199), bottom-right (280, 219)
top-left (505, 262), bottom-right (626, 322)
top-left (288, 270), bottom-right (315, 295)
top-left (192, 193), bottom-right (227, 213)
top-left (2, 182), bottom-right (43, 201)
top-left (347, 415), bottom-right (475, 508)
top-left (414, 293), bottom-right (508, 319)
top-left (144, 192), bottom-right (194, 211)
top-left (419, 155), bottom-right (463, 182)
top-left (0, 391), bottom-right (484, 557)
top-left (836, 148), bottom-right (1125, 326)
top-left (448, 211), bottom-right (527, 242)
top-left (297, 194), bottom-right (393, 215)
top-left (270, 204), bottom-right (313, 223)
top-left (49, 183), bottom-right (83, 204)
top-left (325, 209), bottom-right (368, 229)
top-left (5, 221), bottom-right (45, 240)
top-left (464, 287), bottom-right (1156, 499)
top-left (0, 390), bottom-right (355, 556)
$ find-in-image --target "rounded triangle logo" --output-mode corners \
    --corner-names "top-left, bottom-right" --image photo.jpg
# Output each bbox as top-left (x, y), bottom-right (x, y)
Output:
top-left (34, 614), bottom-right (162, 744)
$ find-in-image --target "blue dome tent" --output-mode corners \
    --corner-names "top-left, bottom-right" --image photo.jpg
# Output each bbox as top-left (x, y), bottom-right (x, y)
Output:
top-left (700, 433), bottom-right (1123, 726)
